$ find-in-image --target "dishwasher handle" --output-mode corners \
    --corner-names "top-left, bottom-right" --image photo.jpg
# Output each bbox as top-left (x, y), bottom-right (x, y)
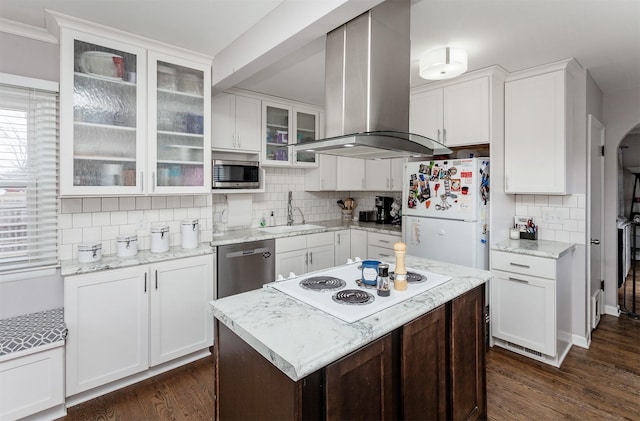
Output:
top-left (226, 247), bottom-right (271, 259)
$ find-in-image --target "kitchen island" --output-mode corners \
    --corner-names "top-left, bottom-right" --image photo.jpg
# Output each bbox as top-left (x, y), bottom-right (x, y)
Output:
top-left (210, 255), bottom-right (491, 420)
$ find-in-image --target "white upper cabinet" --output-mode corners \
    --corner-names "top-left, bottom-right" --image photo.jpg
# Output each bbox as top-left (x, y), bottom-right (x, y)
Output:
top-left (57, 19), bottom-right (212, 196)
top-left (305, 154), bottom-right (337, 191)
top-left (212, 93), bottom-right (261, 153)
top-left (443, 77), bottom-right (490, 146)
top-left (261, 100), bottom-right (322, 167)
top-left (337, 157), bottom-right (366, 190)
top-left (504, 59), bottom-right (582, 194)
top-left (148, 52), bottom-right (211, 194)
top-left (410, 67), bottom-right (506, 148)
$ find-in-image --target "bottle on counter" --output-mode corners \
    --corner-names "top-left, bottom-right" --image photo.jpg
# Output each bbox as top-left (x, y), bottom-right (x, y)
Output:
top-left (377, 263), bottom-right (390, 297)
top-left (269, 211), bottom-right (276, 227)
top-left (393, 241), bottom-right (408, 291)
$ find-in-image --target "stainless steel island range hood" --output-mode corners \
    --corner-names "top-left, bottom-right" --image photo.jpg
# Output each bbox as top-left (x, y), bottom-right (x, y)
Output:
top-left (292, 0), bottom-right (451, 159)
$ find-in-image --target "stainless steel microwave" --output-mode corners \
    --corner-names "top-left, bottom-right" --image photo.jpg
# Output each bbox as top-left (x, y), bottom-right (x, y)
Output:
top-left (212, 160), bottom-right (260, 189)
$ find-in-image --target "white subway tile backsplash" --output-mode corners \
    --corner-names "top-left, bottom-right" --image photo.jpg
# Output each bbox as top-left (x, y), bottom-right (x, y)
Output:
top-left (562, 195), bottom-right (578, 208)
top-left (570, 207), bottom-right (586, 220)
top-left (181, 195), bottom-right (194, 208)
top-left (62, 228), bottom-right (82, 244)
top-left (136, 196), bottom-right (152, 210)
top-left (534, 195), bottom-right (549, 206)
top-left (152, 196), bottom-right (167, 209)
top-left (83, 198), bottom-right (101, 212)
top-left (555, 231), bottom-right (571, 242)
top-left (548, 196), bottom-right (563, 207)
top-left (82, 227), bottom-right (101, 243)
top-left (166, 196), bottom-right (181, 208)
top-left (58, 214), bottom-right (72, 230)
top-left (194, 195), bottom-right (207, 207)
top-left (101, 197), bottom-right (119, 212)
top-left (110, 211), bottom-right (128, 226)
top-left (61, 198), bottom-right (82, 214)
top-left (101, 225), bottom-right (119, 241)
top-left (91, 212), bottom-right (110, 227)
top-left (119, 197), bottom-right (135, 210)
top-left (58, 244), bottom-right (72, 261)
top-left (72, 213), bottom-right (92, 228)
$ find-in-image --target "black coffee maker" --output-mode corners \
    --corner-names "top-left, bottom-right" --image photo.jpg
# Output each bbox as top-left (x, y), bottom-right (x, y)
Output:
top-left (375, 196), bottom-right (394, 224)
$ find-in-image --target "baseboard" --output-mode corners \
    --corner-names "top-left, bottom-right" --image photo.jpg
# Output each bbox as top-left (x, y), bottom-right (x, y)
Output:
top-left (604, 304), bottom-right (620, 317)
top-left (572, 334), bottom-right (590, 349)
top-left (66, 349), bottom-right (211, 408)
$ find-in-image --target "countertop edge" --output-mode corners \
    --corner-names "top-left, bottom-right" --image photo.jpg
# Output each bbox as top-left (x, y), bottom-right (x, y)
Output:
top-left (492, 239), bottom-right (576, 259)
top-left (210, 256), bottom-right (491, 381)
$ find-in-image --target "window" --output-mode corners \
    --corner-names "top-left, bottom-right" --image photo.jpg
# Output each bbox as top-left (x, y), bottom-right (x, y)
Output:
top-left (0, 78), bottom-right (58, 273)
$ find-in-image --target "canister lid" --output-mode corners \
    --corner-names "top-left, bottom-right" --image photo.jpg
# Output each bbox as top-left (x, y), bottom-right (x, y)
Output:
top-left (181, 219), bottom-right (199, 225)
top-left (150, 224), bottom-right (169, 233)
top-left (116, 235), bottom-right (138, 242)
top-left (78, 242), bottom-right (102, 251)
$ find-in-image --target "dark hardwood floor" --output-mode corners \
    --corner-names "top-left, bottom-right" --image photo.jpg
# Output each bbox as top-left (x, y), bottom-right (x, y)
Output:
top-left (60, 315), bottom-right (640, 420)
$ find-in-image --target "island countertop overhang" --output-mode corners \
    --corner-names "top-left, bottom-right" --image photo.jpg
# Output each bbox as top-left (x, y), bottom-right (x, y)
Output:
top-left (210, 255), bottom-right (492, 381)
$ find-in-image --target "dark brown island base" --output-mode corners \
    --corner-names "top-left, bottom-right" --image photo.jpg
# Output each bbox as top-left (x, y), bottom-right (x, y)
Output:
top-left (214, 284), bottom-right (486, 420)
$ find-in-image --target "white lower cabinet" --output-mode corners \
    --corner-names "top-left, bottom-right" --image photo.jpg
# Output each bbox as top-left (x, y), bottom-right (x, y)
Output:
top-left (367, 231), bottom-right (401, 261)
top-left (490, 249), bottom-right (572, 367)
top-left (64, 254), bottom-right (214, 396)
top-left (150, 256), bottom-right (214, 366)
top-left (334, 230), bottom-right (351, 265)
top-left (276, 233), bottom-right (334, 278)
top-left (350, 229), bottom-right (368, 261)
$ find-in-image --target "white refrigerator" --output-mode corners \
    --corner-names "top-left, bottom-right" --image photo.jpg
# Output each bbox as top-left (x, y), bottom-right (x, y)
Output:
top-left (402, 158), bottom-right (490, 269)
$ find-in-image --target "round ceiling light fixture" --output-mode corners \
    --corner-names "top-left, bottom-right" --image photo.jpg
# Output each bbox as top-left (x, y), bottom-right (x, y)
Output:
top-left (419, 47), bottom-right (468, 80)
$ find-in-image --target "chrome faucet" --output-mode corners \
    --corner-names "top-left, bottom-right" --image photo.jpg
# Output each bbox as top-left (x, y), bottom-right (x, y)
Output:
top-left (287, 191), bottom-right (306, 225)
top-left (287, 191), bottom-right (294, 226)
top-left (294, 207), bottom-right (306, 224)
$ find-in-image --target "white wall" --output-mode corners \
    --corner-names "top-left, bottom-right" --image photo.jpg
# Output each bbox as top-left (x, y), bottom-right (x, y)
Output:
top-left (0, 32), bottom-right (59, 81)
top-left (603, 87), bottom-right (640, 313)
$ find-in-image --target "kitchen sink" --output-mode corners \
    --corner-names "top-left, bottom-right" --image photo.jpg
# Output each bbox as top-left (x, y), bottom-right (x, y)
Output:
top-left (258, 224), bottom-right (325, 234)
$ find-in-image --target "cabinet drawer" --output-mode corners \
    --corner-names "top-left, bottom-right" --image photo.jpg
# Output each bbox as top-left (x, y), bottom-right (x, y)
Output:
top-left (368, 232), bottom-right (400, 250)
top-left (491, 250), bottom-right (556, 279)
top-left (307, 231), bottom-right (334, 248)
top-left (276, 236), bottom-right (307, 253)
top-left (368, 245), bottom-right (395, 261)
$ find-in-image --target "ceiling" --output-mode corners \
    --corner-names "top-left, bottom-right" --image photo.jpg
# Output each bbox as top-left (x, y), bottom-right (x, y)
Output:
top-left (1, 0), bottom-right (639, 106)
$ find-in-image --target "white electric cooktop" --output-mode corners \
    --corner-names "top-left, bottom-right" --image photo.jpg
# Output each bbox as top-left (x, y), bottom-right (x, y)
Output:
top-left (268, 261), bottom-right (451, 323)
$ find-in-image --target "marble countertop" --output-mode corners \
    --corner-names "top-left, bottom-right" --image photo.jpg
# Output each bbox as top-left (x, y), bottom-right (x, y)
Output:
top-left (60, 220), bottom-right (400, 276)
top-left (209, 255), bottom-right (491, 382)
top-left (60, 244), bottom-right (214, 276)
top-left (209, 219), bottom-right (401, 247)
top-left (492, 239), bottom-right (575, 259)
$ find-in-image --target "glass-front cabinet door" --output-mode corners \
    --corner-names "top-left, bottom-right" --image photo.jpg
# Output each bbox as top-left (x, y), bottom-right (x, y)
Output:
top-left (262, 102), bottom-right (292, 166)
top-left (293, 108), bottom-right (320, 167)
top-left (148, 52), bottom-right (211, 194)
top-left (60, 31), bottom-right (146, 196)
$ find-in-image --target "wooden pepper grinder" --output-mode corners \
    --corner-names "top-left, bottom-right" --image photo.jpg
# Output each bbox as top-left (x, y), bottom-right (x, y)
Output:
top-left (393, 241), bottom-right (408, 291)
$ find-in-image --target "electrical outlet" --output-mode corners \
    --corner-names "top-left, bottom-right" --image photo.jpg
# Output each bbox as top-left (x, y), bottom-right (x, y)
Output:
top-left (137, 216), bottom-right (146, 229)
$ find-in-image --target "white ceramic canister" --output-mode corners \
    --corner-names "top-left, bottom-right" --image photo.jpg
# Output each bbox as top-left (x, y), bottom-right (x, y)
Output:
top-left (78, 242), bottom-right (102, 263)
top-left (150, 225), bottom-right (170, 253)
top-left (116, 234), bottom-right (138, 257)
top-left (181, 219), bottom-right (199, 249)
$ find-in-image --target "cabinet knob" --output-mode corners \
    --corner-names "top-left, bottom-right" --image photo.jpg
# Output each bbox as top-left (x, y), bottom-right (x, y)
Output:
top-left (591, 239), bottom-right (601, 245)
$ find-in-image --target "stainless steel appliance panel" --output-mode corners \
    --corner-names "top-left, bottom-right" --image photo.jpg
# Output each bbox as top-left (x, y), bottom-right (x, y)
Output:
top-left (217, 239), bottom-right (275, 298)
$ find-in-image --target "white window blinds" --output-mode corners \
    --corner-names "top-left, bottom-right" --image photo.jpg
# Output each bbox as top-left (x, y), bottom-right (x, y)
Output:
top-left (0, 82), bottom-right (58, 273)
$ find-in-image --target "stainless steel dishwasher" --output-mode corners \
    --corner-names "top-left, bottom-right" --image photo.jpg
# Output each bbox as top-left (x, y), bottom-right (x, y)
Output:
top-left (216, 239), bottom-right (275, 298)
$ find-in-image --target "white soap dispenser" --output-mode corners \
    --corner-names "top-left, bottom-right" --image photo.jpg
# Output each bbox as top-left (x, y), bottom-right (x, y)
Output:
top-left (268, 211), bottom-right (276, 227)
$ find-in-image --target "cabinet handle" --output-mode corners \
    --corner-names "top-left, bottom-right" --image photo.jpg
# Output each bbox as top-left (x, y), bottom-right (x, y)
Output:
top-left (232, 135), bottom-right (235, 147)
top-left (309, 251), bottom-right (313, 265)
top-left (437, 129), bottom-right (441, 142)
top-left (337, 233), bottom-right (340, 245)
top-left (443, 128), bottom-right (447, 144)
top-left (378, 240), bottom-right (390, 244)
top-left (237, 135), bottom-right (241, 148)
top-left (362, 178), bottom-right (365, 189)
top-left (144, 272), bottom-right (147, 292)
top-left (155, 270), bottom-right (158, 290)
top-left (509, 262), bottom-right (530, 268)
top-left (378, 253), bottom-right (391, 258)
top-left (152, 172), bottom-right (156, 192)
top-left (305, 252), bottom-right (308, 265)
top-left (508, 277), bottom-right (529, 284)
top-left (386, 178), bottom-right (390, 189)
top-left (140, 171), bottom-right (144, 192)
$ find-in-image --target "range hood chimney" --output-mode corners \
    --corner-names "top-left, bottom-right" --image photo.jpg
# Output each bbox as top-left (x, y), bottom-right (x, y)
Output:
top-left (292, 0), bottom-right (451, 159)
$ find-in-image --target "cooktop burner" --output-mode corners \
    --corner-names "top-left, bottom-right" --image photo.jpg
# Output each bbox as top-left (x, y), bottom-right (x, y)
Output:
top-left (299, 276), bottom-right (346, 292)
top-left (332, 289), bottom-right (375, 305)
top-left (390, 271), bottom-right (425, 283)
